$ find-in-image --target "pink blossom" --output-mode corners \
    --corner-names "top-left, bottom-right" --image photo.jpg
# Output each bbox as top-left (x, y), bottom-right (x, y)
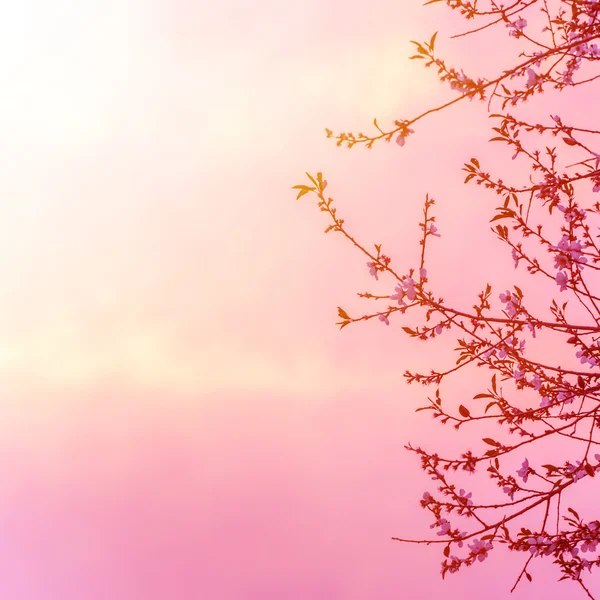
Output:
top-left (526, 68), bottom-right (539, 88)
top-left (499, 291), bottom-right (518, 317)
top-left (517, 458), bottom-right (529, 483)
top-left (428, 223), bottom-right (441, 237)
top-left (507, 17), bottom-right (527, 37)
top-left (565, 461), bottom-right (586, 483)
top-left (503, 485), bottom-right (515, 500)
top-left (390, 284), bottom-right (405, 306)
top-left (556, 271), bottom-right (568, 292)
top-left (402, 277), bottom-right (417, 301)
top-left (378, 313), bottom-right (390, 326)
top-left (458, 488), bottom-right (473, 506)
top-left (468, 539), bottom-right (493, 562)
top-left (367, 261), bottom-right (379, 280)
top-left (511, 247), bottom-right (520, 268)
top-left (419, 267), bottom-right (427, 279)
top-left (531, 375), bottom-right (542, 391)
top-left (581, 539), bottom-right (598, 553)
top-left (527, 536), bottom-right (547, 557)
top-left (435, 518), bottom-right (451, 536)
top-left (396, 127), bottom-right (414, 146)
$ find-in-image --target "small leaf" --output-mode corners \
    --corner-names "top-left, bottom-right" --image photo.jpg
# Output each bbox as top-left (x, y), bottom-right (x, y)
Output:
top-left (429, 31), bottom-right (438, 51)
top-left (563, 137), bottom-right (578, 146)
top-left (337, 307), bottom-right (350, 320)
top-left (482, 438), bottom-right (499, 446)
top-left (484, 402), bottom-right (497, 413)
top-left (458, 405), bottom-right (470, 418)
top-left (525, 572), bottom-right (532, 583)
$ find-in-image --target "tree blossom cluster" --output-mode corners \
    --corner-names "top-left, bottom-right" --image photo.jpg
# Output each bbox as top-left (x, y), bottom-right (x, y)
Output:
top-left (295, 0), bottom-right (600, 597)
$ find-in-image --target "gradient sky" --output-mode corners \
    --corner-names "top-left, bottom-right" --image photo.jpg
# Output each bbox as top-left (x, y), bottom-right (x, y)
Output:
top-left (1, 0), bottom-right (598, 598)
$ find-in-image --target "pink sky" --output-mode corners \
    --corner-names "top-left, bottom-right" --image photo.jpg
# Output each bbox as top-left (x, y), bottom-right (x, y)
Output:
top-left (0, 0), bottom-right (598, 598)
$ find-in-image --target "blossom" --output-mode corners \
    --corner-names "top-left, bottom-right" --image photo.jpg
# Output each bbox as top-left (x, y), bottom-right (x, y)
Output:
top-left (556, 271), bottom-right (568, 292)
top-left (527, 536), bottom-right (547, 557)
top-left (367, 261), bottom-right (379, 280)
top-left (396, 127), bottom-right (414, 147)
top-left (499, 290), bottom-right (518, 317)
top-left (419, 268), bottom-right (427, 279)
top-left (575, 349), bottom-right (598, 367)
top-left (507, 17), bottom-right (527, 37)
top-left (390, 284), bottom-right (405, 306)
top-left (458, 488), bottom-right (473, 506)
top-left (468, 539), bottom-right (493, 562)
top-left (517, 459), bottom-right (529, 483)
top-left (558, 204), bottom-right (586, 223)
top-left (531, 375), bottom-right (542, 391)
top-left (513, 369), bottom-right (525, 381)
top-left (403, 277), bottom-right (417, 301)
top-left (435, 518), bottom-right (451, 536)
top-left (511, 247), bottom-right (520, 268)
top-left (565, 461), bottom-right (586, 483)
top-left (428, 223), bottom-right (441, 237)
top-left (503, 485), bottom-right (515, 500)
top-left (378, 313), bottom-right (390, 326)
top-left (581, 539), bottom-right (598, 553)
top-left (526, 68), bottom-right (539, 88)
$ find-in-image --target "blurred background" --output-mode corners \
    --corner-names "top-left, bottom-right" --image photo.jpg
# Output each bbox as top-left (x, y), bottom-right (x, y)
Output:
top-left (0, 0), bottom-right (597, 598)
